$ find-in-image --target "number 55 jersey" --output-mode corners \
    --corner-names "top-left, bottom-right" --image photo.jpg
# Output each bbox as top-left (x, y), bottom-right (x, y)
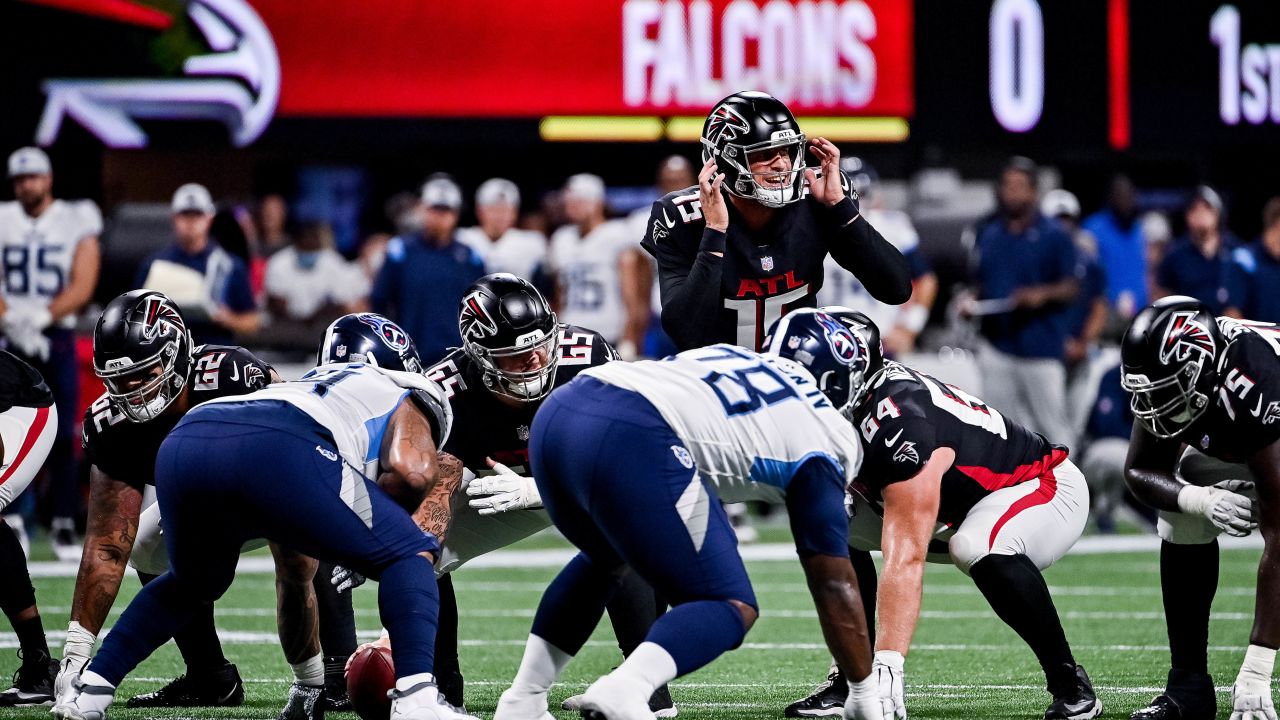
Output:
top-left (580, 343), bottom-right (862, 503)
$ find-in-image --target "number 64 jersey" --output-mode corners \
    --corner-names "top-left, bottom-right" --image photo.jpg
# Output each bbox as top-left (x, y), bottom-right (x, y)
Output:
top-left (851, 361), bottom-right (1068, 525)
top-left (581, 344), bottom-right (863, 503)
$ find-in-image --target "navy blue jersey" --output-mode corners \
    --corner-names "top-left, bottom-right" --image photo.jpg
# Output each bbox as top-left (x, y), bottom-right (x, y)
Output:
top-left (1156, 236), bottom-right (1250, 316)
top-left (852, 362), bottom-right (1066, 525)
top-left (1178, 318), bottom-right (1280, 463)
top-left (0, 350), bottom-right (53, 413)
top-left (425, 325), bottom-right (615, 472)
top-left (82, 345), bottom-right (273, 488)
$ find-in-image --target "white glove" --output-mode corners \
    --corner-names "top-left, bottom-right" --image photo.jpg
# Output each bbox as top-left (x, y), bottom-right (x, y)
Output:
top-left (55, 622), bottom-right (95, 707)
top-left (845, 671), bottom-right (884, 720)
top-left (331, 565), bottom-right (366, 593)
top-left (26, 307), bottom-right (52, 333)
top-left (874, 650), bottom-right (906, 720)
top-left (467, 461), bottom-right (542, 515)
top-left (1178, 483), bottom-right (1258, 537)
top-left (1232, 645), bottom-right (1278, 720)
top-left (2, 315), bottom-right (50, 361)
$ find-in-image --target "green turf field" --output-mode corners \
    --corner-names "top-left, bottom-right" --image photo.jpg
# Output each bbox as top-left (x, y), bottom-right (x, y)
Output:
top-left (0, 536), bottom-right (1264, 719)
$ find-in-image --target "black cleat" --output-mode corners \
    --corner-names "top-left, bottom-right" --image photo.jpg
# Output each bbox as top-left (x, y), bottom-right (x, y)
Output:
top-left (0, 651), bottom-right (58, 707)
top-left (784, 667), bottom-right (847, 717)
top-left (650, 684), bottom-right (678, 718)
top-left (125, 662), bottom-right (245, 708)
top-left (1131, 670), bottom-right (1216, 720)
top-left (278, 681), bottom-right (324, 720)
top-left (1045, 664), bottom-right (1103, 720)
top-left (321, 656), bottom-right (351, 712)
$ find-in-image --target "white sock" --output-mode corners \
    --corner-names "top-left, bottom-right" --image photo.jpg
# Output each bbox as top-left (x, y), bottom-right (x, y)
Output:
top-left (290, 652), bottom-right (325, 687)
top-left (610, 641), bottom-right (678, 696)
top-left (80, 670), bottom-right (116, 690)
top-left (510, 634), bottom-right (572, 694)
top-left (395, 672), bottom-right (436, 693)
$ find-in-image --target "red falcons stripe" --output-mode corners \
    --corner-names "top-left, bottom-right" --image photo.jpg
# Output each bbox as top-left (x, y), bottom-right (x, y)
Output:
top-left (954, 447), bottom-right (1068, 492)
top-left (0, 406), bottom-right (51, 489)
top-left (986, 466), bottom-right (1059, 550)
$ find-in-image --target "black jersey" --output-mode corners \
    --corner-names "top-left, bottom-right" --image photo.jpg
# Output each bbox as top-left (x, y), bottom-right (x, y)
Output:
top-left (425, 325), bottom-right (615, 472)
top-left (0, 350), bottom-right (53, 413)
top-left (82, 345), bottom-right (273, 488)
top-left (641, 175), bottom-right (910, 352)
top-left (852, 362), bottom-right (1067, 526)
top-left (1177, 318), bottom-right (1280, 463)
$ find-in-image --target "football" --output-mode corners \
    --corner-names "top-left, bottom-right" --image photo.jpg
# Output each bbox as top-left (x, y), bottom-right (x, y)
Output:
top-left (346, 645), bottom-right (396, 720)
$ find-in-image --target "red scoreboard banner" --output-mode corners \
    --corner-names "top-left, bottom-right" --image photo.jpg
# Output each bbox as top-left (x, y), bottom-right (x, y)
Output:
top-left (257, 0), bottom-right (913, 118)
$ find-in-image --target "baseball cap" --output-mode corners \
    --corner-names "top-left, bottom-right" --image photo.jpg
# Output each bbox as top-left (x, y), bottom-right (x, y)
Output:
top-left (476, 178), bottom-right (520, 208)
top-left (8, 147), bottom-right (51, 178)
top-left (1040, 188), bottom-right (1081, 220)
top-left (564, 173), bottom-right (605, 202)
top-left (171, 183), bottom-right (216, 215)
top-left (1189, 185), bottom-right (1223, 215)
top-left (421, 175), bottom-right (462, 211)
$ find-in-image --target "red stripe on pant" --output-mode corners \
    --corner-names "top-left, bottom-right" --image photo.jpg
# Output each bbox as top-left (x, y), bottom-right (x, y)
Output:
top-left (0, 406), bottom-right (51, 489)
top-left (987, 465), bottom-right (1059, 550)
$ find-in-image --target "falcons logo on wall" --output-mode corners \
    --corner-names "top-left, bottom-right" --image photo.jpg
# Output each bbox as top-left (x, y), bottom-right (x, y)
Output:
top-left (136, 295), bottom-right (186, 345)
top-left (704, 104), bottom-right (750, 146)
top-left (1158, 310), bottom-right (1216, 365)
top-left (460, 291), bottom-right (499, 340)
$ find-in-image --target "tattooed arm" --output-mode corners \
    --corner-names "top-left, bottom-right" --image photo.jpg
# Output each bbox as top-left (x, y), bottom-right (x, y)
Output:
top-left (70, 467), bottom-right (144, 634)
top-left (413, 452), bottom-right (463, 544)
top-left (378, 400), bottom-right (441, 512)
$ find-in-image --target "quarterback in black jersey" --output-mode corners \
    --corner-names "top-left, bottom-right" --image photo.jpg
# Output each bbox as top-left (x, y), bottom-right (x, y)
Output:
top-left (1122, 297), bottom-right (1280, 720)
top-left (0, 351), bottom-right (59, 707)
top-left (59, 291), bottom-right (344, 720)
top-left (641, 90), bottom-right (911, 352)
top-left (787, 309), bottom-right (1101, 720)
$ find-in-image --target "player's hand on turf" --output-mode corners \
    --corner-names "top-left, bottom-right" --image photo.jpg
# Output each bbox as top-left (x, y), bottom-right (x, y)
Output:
top-left (874, 650), bottom-right (907, 720)
top-left (699, 158), bottom-right (729, 233)
top-left (331, 564), bottom-right (366, 593)
top-left (1177, 483), bottom-right (1258, 537)
top-left (54, 654), bottom-right (88, 708)
top-left (466, 459), bottom-right (543, 515)
top-left (1231, 681), bottom-right (1278, 720)
top-left (845, 670), bottom-right (884, 720)
top-left (805, 137), bottom-right (847, 207)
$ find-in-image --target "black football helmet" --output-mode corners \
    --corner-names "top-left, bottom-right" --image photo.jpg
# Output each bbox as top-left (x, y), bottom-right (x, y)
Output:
top-left (93, 290), bottom-right (194, 423)
top-left (459, 273), bottom-right (560, 401)
top-left (701, 91), bottom-right (806, 208)
top-left (821, 306), bottom-right (885, 406)
top-left (317, 313), bottom-right (423, 373)
top-left (1120, 296), bottom-right (1223, 439)
top-left (764, 308), bottom-right (871, 420)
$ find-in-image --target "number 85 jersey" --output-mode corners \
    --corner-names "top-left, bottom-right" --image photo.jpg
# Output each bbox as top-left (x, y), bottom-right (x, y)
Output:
top-left (852, 361), bottom-right (1067, 526)
top-left (581, 343), bottom-right (862, 503)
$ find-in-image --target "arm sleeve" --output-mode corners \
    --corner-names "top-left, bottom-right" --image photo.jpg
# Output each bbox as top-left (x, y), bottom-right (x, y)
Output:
top-left (785, 456), bottom-right (851, 558)
top-left (825, 198), bottom-right (912, 305)
top-left (649, 205), bottom-right (728, 350)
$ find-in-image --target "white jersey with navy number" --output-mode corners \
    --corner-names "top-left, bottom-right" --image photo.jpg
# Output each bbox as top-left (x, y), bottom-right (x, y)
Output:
top-left (549, 219), bottom-right (633, 343)
top-left (582, 344), bottom-right (861, 503)
top-left (0, 199), bottom-right (102, 328)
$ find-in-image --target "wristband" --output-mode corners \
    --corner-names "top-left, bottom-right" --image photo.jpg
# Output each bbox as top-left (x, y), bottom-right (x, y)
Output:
top-left (700, 227), bottom-right (727, 255)
top-left (847, 670), bottom-right (877, 695)
top-left (1239, 644), bottom-right (1277, 684)
top-left (64, 621), bottom-right (96, 659)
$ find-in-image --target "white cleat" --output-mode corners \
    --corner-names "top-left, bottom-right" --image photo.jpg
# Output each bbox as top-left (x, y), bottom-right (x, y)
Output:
top-left (578, 673), bottom-right (657, 720)
top-left (496, 686), bottom-right (555, 720)
top-left (50, 676), bottom-right (114, 720)
top-left (389, 681), bottom-right (478, 720)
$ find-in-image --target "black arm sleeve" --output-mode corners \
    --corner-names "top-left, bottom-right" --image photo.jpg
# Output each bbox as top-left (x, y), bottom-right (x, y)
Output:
top-left (655, 227), bottom-right (727, 351)
top-left (825, 198), bottom-right (912, 305)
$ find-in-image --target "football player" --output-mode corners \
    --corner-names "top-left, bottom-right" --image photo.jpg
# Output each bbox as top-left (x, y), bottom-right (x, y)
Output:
top-left (642, 91), bottom-right (911, 353)
top-left (56, 291), bottom-right (353, 718)
top-left (496, 309), bottom-right (881, 720)
top-left (52, 353), bottom-right (467, 720)
top-left (337, 275), bottom-right (676, 714)
top-left (0, 350), bottom-right (58, 706)
top-left (786, 310), bottom-right (1101, 720)
top-left (1121, 297), bottom-right (1280, 720)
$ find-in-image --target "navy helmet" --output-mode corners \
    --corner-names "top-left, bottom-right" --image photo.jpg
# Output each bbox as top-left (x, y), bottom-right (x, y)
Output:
top-left (764, 308), bottom-right (872, 419)
top-left (317, 313), bottom-right (423, 374)
top-left (821, 305), bottom-right (885, 406)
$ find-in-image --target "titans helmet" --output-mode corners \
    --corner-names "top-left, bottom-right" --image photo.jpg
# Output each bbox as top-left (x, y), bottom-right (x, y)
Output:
top-left (764, 308), bottom-right (872, 419)
top-left (317, 313), bottom-right (423, 374)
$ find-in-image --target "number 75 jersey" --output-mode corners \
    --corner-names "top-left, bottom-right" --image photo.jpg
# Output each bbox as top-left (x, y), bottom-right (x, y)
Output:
top-left (581, 344), bottom-right (862, 504)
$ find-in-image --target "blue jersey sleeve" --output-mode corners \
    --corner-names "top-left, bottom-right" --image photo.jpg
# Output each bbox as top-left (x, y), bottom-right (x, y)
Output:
top-left (223, 260), bottom-right (257, 313)
top-left (785, 457), bottom-right (850, 558)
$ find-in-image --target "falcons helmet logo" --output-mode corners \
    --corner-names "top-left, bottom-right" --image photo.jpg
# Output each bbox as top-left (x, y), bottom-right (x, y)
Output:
top-left (704, 104), bottom-right (751, 146)
top-left (460, 291), bottom-right (499, 340)
top-left (137, 295), bottom-right (186, 345)
top-left (1158, 310), bottom-right (1216, 365)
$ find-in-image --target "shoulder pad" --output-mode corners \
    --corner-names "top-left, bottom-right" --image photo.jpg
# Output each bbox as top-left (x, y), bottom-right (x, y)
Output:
top-left (369, 366), bottom-right (453, 447)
